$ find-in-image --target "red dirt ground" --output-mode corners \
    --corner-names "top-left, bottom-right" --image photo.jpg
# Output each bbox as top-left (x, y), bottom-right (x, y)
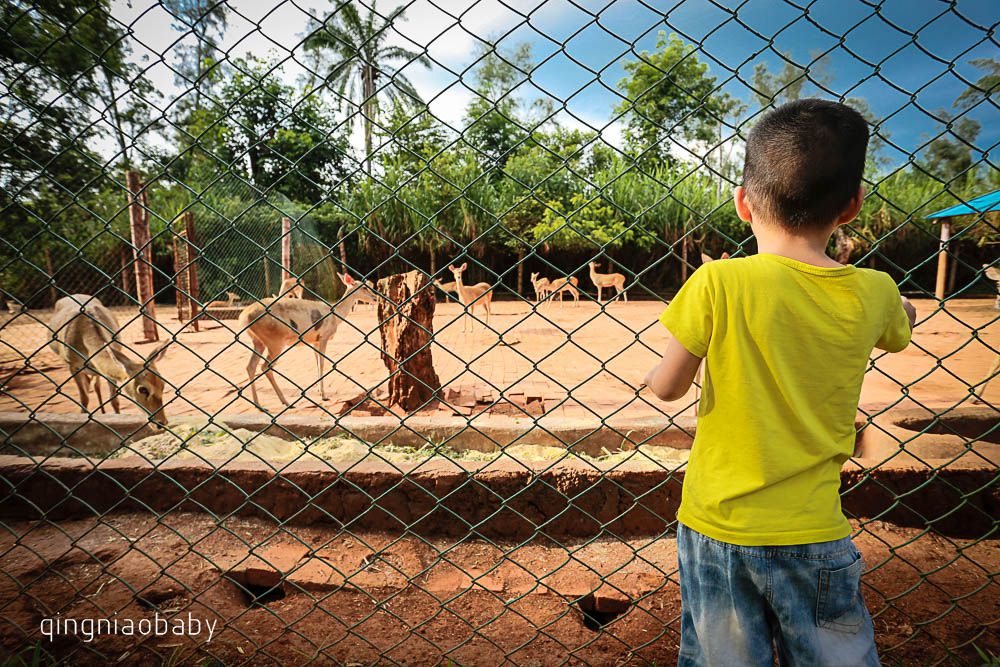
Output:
top-left (0, 298), bottom-right (996, 423)
top-left (0, 513), bottom-right (996, 666)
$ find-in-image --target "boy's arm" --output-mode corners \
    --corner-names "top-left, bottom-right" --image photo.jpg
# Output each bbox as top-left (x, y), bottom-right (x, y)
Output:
top-left (643, 338), bottom-right (703, 401)
top-left (644, 265), bottom-right (715, 401)
top-left (875, 288), bottom-right (916, 353)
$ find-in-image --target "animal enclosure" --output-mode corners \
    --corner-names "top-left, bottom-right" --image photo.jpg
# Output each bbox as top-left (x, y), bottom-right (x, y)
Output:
top-left (1, 0), bottom-right (998, 665)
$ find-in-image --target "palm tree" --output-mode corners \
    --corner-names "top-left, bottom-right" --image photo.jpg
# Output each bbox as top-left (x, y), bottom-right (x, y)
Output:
top-left (304, 2), bottom-right (430, 169)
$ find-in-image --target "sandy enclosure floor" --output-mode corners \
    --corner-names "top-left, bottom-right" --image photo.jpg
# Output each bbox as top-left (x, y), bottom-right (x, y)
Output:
top-left (0, 512), bottom-right (995, 665)
top-left (0, 298), bottom-right (996, 425)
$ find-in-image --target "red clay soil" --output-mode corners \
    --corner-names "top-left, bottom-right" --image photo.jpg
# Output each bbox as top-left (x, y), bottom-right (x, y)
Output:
top-left (0, 512), bottom-right (996, 666)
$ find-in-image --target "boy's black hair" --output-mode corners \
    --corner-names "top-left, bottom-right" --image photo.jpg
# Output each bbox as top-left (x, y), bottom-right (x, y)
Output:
top-left (743, 98), bottom-right (869, 229)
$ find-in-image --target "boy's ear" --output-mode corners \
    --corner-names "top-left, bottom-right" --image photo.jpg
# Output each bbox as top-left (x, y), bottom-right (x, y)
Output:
top-left (836, 186), bottom-right (865, 226)
top-left (734, 186), bottom-right (753, 223)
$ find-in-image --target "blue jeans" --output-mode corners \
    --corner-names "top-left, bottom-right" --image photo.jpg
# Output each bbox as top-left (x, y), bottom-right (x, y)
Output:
top-left (677, 522), bottom-right (880, 667)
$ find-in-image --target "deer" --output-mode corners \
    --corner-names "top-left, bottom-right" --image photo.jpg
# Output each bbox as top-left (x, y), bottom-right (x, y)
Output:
top-left (529, 273), bottom-right (552, 303)
top-left (550, 275), bottom-right (580, 306)
top-left (239, 272), bottom-right (378, 407)
top-left (205, 291), bottom-right (239, 309)
top-left (48, 294), bottom-right (170, 425)
top-left (449, 263), bottom-right (493, 332)
top-left (974, 264), bottom-right (999, 404)
top-left (589, 261), bottom-right (627, 303)
top-left (351, 278), bottom-right (378, 312)
top-left (433, 279), bottom-right (457, 294)
top-left (275, 277), bottom-right (304, 299)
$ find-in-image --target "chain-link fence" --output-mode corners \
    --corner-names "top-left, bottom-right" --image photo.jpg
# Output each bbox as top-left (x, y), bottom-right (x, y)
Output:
top-left (1, 0), bottom-right (997, 664)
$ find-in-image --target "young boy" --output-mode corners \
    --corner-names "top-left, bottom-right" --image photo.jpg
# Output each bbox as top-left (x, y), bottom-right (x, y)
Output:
top-left (644, 99), bottom-right (916, 666)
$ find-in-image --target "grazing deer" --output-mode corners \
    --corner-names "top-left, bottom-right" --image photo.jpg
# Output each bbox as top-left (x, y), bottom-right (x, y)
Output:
top-left (974, 264), bottom-right (999, 404)
top-left (449, 263), bottom-right (493, 332)
top-left (529, 273), bottom-right (552, 303)
top-left (206, 291), bottom-right (239, 309)
top-left (48, 294), bottom-right (170, 425)
top-left (239, 272), bottom-right (378, 406)
top-left (275, 277), bottom-right (304, 299)
top-left (550, 275), bottom-right (580, 306)
top-left (589, 261), bottom-right (627, 303)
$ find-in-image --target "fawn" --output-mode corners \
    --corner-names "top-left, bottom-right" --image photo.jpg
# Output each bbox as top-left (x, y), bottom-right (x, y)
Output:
top-left (49, 294), bottom-right (170, 425)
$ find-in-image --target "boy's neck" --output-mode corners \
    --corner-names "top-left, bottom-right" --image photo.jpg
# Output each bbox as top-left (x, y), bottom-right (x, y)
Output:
top-left (753, 221), bottom-right (842, 268)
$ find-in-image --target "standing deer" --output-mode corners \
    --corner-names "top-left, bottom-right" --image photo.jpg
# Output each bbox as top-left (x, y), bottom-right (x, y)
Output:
top-left (48, 294), bottom-right (170, 424)
top-left (239, 272), bottom-right (378, 406)
top-left (974, 264), bottom-right (999, 404)
top-left (589, 261), bottom-right (627, 303)
top-left (529, 273), bottom-right (552, 303)
top-left (449, 263), bottom-right (493, 332)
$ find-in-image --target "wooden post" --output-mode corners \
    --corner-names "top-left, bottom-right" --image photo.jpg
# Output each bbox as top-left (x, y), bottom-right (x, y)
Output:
top-left (185, 212), bottom-right (200, 325)
top-left (281, 216), bottom-right (292, 282)
top-left (126, 170), bottom-right (158, 342)
top-left (171, 212), bottom-right (199, 331)
top-left (43, 246), bottom-right (57, 306)
top-left (172, 225), bottom-right (187, 323)
top-left (935, 219), bottom-right (951, 301)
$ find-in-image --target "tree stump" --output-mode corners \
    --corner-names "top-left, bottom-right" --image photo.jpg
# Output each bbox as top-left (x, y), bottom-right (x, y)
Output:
top-left (377, 271), bottom-right (441, 411)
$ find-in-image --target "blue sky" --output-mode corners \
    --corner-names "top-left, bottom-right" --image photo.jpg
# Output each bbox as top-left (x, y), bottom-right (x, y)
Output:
top-left (114, 0), bottom-right (998, 170)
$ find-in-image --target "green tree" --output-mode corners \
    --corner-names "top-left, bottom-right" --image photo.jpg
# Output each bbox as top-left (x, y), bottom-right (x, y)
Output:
top-left (615, 32), bottom-right (731, 163)
top-left (304, 1), bottom-right (430, 168)
top-left (464, 42), bottom-right (554, 170)
top-left (162, 0), bottom-right (228, 109)
top-left (176, 57), bottom-right (350, 203)
top-left (0, 1), bottom-right (135, 305)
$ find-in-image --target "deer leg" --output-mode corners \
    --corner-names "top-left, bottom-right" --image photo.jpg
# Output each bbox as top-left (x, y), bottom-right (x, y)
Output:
top-left (263, 345), bottom-right (290, 407)
top-left (245, 338), bottom-right (266, 406)
top-left (91, 375), bottom-right (106, 414)
top-left (597, 286), bottom-right (603, 304)
top-left (973, 354), bottom-right (1000, 404)
top-left (621, 282), bottom-right (628, 302)
top-left (108, 379), bottom-right (121, 414)
top-left (315, 338), bottom-right (330, 401)
top-left (72, 373), bottom-right (90, 414)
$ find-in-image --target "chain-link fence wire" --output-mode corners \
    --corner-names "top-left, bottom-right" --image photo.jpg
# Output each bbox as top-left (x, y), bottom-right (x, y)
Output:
top-left (0, 0), bottom-right (998, 664)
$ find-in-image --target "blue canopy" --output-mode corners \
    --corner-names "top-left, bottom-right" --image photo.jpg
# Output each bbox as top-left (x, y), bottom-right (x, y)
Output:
top-left (926, 189), bottom-right (1000, 219)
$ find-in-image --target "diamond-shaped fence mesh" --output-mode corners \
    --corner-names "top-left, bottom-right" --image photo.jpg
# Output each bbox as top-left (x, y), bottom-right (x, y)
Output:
top-left (0, 0), bottom-right (997, 664)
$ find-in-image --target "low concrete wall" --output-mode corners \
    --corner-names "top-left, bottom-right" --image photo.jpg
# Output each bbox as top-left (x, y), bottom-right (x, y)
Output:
top-left (1, 408), bottom-right (995, 539)
top-left (0, 410), bottom-right (696, 457)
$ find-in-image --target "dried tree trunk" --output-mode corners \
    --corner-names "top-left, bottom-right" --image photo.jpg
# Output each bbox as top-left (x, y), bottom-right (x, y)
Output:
top-left (376, 270), bottom-right (441, 412)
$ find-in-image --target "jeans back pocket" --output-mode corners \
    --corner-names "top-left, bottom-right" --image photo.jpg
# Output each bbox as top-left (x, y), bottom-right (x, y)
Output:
top-left (816, 554), bottom-right (865, 633)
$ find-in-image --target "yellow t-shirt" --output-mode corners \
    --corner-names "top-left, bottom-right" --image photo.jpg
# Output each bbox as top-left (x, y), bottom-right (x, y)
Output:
top-left (660, 253), bottom-right (912, 546)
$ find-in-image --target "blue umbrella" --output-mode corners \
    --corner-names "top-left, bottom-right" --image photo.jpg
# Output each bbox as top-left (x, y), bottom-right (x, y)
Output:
top-left (927, 189), bottom-right (1000, 219)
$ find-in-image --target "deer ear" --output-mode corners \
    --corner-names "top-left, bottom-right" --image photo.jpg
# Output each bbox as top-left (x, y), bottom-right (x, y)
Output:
top-left (700, 253), bottom-right (713, 263)
top-left (460, 262), bottom-right (467, 271)
top-left (147, 341), bottom-right (170, 365)
top-left (721, 252), bottom-right (731, 260)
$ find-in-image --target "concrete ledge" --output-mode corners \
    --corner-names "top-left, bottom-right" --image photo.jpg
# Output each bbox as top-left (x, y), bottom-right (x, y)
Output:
top-left (0, 410), bottom-right (696, 457)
